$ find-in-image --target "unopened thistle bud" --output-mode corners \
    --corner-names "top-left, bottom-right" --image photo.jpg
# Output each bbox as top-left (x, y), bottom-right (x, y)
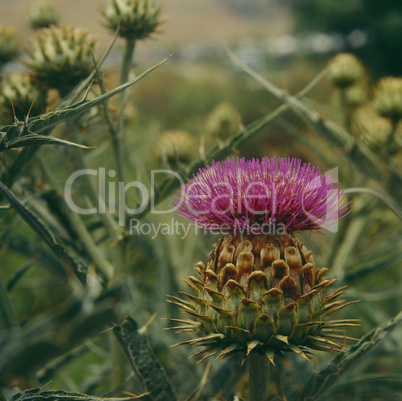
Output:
top-left (28, 1), bottom-right (60, 30)
top-left (168, 157), bottom-right (356, 364)
top-left (373, 77), bottom-right (402, 123)
top-left (328, 53), bottom-right (365, 89)
top-left (0, 73), bottom-right (46, 122)
top-left (0, 26), bottom-right (20, 65)
top-left (25, 25), bottom-right (96, 95)
top-left (206, 102), bottom-right (242, 141)
top-left (155, 130), bottom-right (198, 166)
top-left (102, 0), bottom-right (165, 40)
top-left (352, 106), bottom-right (393, 147)
top-left (342, 84), bottom-right (367, 110)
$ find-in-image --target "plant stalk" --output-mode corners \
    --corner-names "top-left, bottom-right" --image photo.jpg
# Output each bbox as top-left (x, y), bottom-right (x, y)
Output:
top-left (106, 37), bottom-right (137, 391)
top-left (0, 273), bottom-right (19, 332)
top-left (120, 38), bottom-right (136, 86)
top-left (249, 352), bottom-right (269, 401)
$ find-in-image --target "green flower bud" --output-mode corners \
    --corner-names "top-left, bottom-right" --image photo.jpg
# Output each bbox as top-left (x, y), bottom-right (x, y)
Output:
top-left (328, 53), bottom-right (365, 89)
top-left (25, 25), bottom-right (96, 95)
top-left (28, 1), bottom-right (60, 30)
top-left (168, 233), bottom-right (357, 363)
top-left (342, 84), bottom-right (368, 110)
top-left (373, 77), bottom-right (402, 123)
top-left (0, 25), bottom-right (20, 65)
top-left (206, 102), bottom-right (242, 141)
top-left (0, 73), bottom-right (47, 122)
top-left (102, 0), bottom-right (166, 40)
top-left (155, 130), bottom-right (198, 166)
top-left (352, 106), bottom-right (393, 147)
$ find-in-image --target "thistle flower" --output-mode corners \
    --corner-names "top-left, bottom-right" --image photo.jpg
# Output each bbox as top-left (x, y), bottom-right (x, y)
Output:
top-left (102, 0), bottom-right (165, 40)
top-left (0, 73), bottom-right (47, 122)
top-left (373, 77), bottom-right (402, 123)
top-left (25, 25), bottom-right (96, 95)
top-left (155, 130), bottom-right (198, 166)
top-left (0, 26), bottom-right (20, 65)
top-left (174, 157), bottom-right (349, 233)
top-left (28, 1), bottom-right (60, 30)
top-left (168, 157), bottom-right (355, 364)
top-left (328, 53), bottom-right (365, 89)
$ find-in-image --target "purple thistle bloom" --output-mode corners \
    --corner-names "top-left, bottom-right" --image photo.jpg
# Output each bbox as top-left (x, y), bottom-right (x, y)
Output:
top-left (173, 157), bottom-right (350, 233)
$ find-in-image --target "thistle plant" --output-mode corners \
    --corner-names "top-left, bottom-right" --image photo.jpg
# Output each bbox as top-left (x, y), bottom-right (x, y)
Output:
top-left (25, 25), bottom-right (96, 96)
top-left (168, 157), bottom-right (356, 399)
top-left (0, 3), bottom-right (400, 401)
top-left (102, 0), bottom-right (165, 86)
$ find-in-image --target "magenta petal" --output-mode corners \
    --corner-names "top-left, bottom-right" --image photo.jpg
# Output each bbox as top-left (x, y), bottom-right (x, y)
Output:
top-left (172, 157), bottom-right (350, 233)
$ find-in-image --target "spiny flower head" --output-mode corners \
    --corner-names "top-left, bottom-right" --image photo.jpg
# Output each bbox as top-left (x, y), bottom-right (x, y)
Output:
top-left (174, 157), bottom-right (349, 233)
top-left (169, 157), bottom-right (356, 364)
top-left (26, 25), bottom-right (96, 95)
top-left (102, 0), bottom-right (166, 40)
top-left (0, 73), bottom-right (46, 122)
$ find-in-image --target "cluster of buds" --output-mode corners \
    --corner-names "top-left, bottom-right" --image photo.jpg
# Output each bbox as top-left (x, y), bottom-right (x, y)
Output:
top-left (0, 73), bottom-right (46, 122)
top-left (328, 53), bottom-right (365, 89)
top-left (155, 130), bottom-right (198, 166)
top-left (28, 1), bottom-right (60, 30)
top-left (25, 25), bottom-right (96, 95)
top-left (0, 25), bottom-right (20, 65)
top-left (168, 157), bottom-right (356, 364)
top-left (102, 0), bottom-right (165, 40)
top-left (206, 102), bottom-right (242, 141)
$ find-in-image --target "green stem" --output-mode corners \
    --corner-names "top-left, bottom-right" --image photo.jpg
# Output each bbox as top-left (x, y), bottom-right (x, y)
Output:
top-left (120, 39), bottom-right (136, 86)
top-left (340, 89), bottom-right (352, 133)
top-left (107, 37), bottom-right (137, 391)
top-left (0, 273), bottom-right (19, 332)
top-left (385, 120), bottom-right (399, 157)
top-left (249, 352), bottom-right (269, 401)
top-left (110, 332), bottom-right (126, 393)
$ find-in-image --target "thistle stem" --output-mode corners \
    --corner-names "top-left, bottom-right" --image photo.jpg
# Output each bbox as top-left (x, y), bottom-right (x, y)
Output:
top-left (249, 352), bottom-right (269, 401)
top-left (340, 89), bottom-right (352, 133)
top-left (120, 38), bottom-right (136, 86)
top-left (0, 273), bottom-right (19, 332)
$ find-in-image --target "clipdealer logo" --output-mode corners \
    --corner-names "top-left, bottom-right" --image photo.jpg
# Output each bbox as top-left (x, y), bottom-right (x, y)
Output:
top-left (64, 166), bottom-right (341, 234)
top-left (64, 168), bottom-right (184, 226)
